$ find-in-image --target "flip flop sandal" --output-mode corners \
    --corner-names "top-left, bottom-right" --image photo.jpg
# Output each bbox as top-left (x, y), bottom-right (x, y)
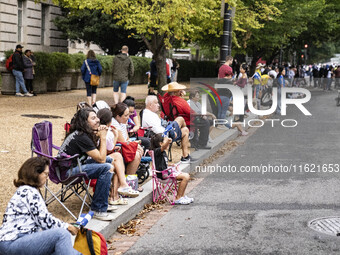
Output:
top-left (109, 197), bottom-right (128, 205)
top-left (118, 187), bottom-right (139, 198)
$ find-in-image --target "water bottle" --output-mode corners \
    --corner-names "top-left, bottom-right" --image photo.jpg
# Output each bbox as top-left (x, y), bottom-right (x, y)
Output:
top-left (76, 211), bottom-right (94, 227)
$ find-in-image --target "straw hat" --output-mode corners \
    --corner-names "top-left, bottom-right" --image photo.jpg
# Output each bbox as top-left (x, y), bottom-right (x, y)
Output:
top-left (161, 82), bottom-right (187, 92)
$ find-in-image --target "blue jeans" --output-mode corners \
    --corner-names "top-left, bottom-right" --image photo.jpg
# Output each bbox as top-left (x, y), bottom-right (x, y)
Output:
top-left (276, 88), bottom-right (282, 114)
top-left (113, 80), bottom-right (129, 93)
top-left (12, 69), bottom-right (28, 94)
top-left (70, 156), bottom-right (113, 212)
top-left (217, 96), bottom-right (230, 119)
top-left (0, 228), bottom-right (81, 255)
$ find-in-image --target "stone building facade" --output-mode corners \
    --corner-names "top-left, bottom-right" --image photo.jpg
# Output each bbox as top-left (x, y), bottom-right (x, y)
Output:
top-left (0, 0), bottom-right (68, 58)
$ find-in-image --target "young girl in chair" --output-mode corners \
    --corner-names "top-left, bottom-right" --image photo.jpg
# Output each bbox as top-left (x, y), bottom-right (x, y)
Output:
top-left (150, 133), bottom-right (194, 205)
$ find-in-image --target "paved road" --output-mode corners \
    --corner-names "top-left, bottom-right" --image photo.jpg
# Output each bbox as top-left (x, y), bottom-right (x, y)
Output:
top-left (126, 89), bottom-right (340, 255)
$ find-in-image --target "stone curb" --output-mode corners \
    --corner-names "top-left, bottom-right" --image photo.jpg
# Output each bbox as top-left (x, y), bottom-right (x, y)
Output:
top-left (86, 113), bottom-right (256, 239)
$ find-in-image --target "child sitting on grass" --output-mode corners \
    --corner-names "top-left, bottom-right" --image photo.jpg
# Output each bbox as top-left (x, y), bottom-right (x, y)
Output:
top-left (150, 133), bottom-right (194, 205)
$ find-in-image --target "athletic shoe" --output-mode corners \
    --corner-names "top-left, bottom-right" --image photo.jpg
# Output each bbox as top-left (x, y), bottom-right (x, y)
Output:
top-left (180, 155), bottom-right (197, 163)
top-left (184, 195), bottom-right (194, 203)
top-left (241, 131), bottom-right (248, 136)
top-left (24, 92), bottom-right (33, 97)
top-left (93, 211), bottom-right (115, 221)
top-left (15, 93), bottom-right (24, 97)
top-left (107, 205), bottom-right (118, 212)
top-left (174, 197), bottom-right (190, 205)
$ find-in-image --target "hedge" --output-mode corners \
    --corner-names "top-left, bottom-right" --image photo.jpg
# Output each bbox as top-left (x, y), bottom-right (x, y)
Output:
top-left (2, 52), bottom-right (217, 83)
top-left (176, 59), bottom-right (217, 81)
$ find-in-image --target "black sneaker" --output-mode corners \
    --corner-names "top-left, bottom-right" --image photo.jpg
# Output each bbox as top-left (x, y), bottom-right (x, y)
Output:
top-left (180, 155), bottom-right (197, 163)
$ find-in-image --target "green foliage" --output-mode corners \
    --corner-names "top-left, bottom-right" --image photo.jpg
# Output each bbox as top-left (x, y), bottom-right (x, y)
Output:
top-left (53, 8), bottom-right (146, 55)
top-left (130, 56), bottom-right (151, 76)
top-left (4, 50), bottom-right (14, 59)
top-left (33, 52), bottom-right (73, 79)
top-left (96, 55), bottom-right (114, 73)
top-left (69, 53), bottom-right (86, 69)
top-left (177, 59), bottom-right (217, 81)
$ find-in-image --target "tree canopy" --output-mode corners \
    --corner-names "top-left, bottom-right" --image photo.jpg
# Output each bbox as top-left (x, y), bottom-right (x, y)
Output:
top-left (53, 9), bottom-right (146, 55)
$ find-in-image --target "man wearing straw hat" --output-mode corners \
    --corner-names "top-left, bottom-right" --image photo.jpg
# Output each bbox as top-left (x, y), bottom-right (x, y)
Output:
top-left (142, 94), bottom-right (193, 163)
top-left (161, 82), bottom-right (211, 150)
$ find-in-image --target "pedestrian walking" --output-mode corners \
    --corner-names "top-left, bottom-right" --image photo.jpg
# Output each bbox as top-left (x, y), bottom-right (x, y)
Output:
top-left (81, 50), bottom-right (102, 106)
top-left (112, 46), bottom-right (134, 104)
top-left (12, 45), bottom-right (33, 97)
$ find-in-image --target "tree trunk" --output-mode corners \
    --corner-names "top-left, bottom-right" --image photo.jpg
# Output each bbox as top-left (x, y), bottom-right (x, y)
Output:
top-left (141, 33), bottom-right (167, 94)
top-left (155, 47), bottom-right (167, 93)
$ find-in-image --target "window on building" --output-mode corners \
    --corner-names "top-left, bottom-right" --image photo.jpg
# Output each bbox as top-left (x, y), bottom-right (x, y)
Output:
top-left (41, 4), bottom-right (48, 45)
top-left (18, 0), bottom-right (23, 42)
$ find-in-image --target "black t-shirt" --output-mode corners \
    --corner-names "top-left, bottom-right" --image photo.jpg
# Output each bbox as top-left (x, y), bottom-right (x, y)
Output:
top-left (154, 147), bottom-right (168, 179)
top-left (58, 131), bottom-right (97, 164)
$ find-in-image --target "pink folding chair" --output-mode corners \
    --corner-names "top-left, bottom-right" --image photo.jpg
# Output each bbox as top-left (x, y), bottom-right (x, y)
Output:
top-left (148, 150), bottom-right (177, 205)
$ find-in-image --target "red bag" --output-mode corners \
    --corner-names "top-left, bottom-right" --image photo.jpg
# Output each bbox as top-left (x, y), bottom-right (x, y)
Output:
top-left (120, 141), bottom-right (138, 163)
top-left (6, 54), bottom-right (13, 71)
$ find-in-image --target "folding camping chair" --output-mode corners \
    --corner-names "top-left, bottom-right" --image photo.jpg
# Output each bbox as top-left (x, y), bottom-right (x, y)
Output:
top-left (31, 121), bottom-right (93, 220)
top-left (149, 150), bottom-right (178, 204)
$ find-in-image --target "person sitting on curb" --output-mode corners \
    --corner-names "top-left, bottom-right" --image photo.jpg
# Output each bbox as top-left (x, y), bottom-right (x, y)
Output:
top-left (97, 108), bottom-right (130, 206)
top-left (0, 157), bottom-right (81, 255)
top-left (58, 108), bottom-right (138, 221)
top-left (162, 82), bottom-right (211, 149)
top-left (150, 134), bottom-right (194, 205)
top-left (142, 95), bottom-right (193, 163)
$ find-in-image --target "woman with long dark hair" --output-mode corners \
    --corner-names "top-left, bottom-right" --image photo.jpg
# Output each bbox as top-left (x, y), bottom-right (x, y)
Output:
top-left (81, 50), bottom-right (102, 106)
top-left (0, 157), bottom-right (81, 255)
top-left (59, 108), bottom-right (138, 221)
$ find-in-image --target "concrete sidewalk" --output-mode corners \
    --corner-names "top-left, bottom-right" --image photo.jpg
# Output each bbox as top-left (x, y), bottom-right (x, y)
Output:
top-left (86, 113), bottom-right (258, 239)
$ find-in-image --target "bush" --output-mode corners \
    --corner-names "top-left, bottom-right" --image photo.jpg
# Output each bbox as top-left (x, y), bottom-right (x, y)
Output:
top-left (177, 59), bottom-right (217, 81)
top-left (97, 55), bottom-right (114, 73)
top-left (69, 53), bottom-right (86, 70)
top-left (33, 52), bottom-right (73, 79)
top-left (131, 56), bottom-right (151, 76)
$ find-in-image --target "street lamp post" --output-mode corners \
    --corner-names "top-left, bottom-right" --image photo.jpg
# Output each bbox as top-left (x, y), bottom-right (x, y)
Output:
top-left (220, 0), bottom-right (233, 65)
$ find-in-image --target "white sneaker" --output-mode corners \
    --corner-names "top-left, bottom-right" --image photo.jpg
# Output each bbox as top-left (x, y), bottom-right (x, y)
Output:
top-left (93, 211), bottom-right (115, 221)
top-left (174, 197), bottom-right (190, 205)
top-left (107, 204), bottom-right (118, 212)
top-left (24, 92), bottom-right (33, 97)
top-left (184, 195), bottom-right (194, 203)
top-left (15, 93), bottom-right (24, 97)
top-left (241, 131), bottom-right (248, 136)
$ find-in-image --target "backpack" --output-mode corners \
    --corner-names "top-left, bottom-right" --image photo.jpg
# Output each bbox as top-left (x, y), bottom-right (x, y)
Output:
top-left (5, 54), bottom-right (14, 71)
top-left (73, 227), bottom-right (108, 255)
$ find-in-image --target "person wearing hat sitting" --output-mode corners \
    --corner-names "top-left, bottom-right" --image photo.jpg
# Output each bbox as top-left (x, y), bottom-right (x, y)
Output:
top-left (142, 95), bottom-right (193, 163)
top-left (161, 82), bottom-right (211, 150)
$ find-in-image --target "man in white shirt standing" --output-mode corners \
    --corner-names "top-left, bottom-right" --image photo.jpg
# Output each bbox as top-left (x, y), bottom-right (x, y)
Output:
top-left (142, 95), bottom-right (193, 163)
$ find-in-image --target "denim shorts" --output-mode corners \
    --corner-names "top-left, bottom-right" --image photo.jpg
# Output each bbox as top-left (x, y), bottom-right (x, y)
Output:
top-left (113, 80), bottom-right (129, 93)
top-left (170, 121), bottom-right (182, 142)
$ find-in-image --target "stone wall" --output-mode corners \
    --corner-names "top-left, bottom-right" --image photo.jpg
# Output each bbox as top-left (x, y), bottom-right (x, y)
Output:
top-left (0, 0), bottom-right (68, 59)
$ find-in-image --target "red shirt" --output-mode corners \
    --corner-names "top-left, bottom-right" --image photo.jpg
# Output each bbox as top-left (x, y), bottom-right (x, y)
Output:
top-left (163, 93), bottom-right (195, 126)
top-left (218, 64), bottom-right (233, 78)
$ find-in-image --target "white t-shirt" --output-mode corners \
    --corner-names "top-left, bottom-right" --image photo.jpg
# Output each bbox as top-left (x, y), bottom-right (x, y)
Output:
top-left (106, 127), bottom-right (116, 151)
top-left (112, 117), bottom-right (128, 141)
top-left (142, 109), bottom-right (165, 134)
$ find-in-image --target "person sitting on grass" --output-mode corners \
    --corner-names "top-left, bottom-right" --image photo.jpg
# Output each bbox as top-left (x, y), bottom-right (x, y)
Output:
top-left (150, 133), bottom-right (194, 205)
top-left (0, 157), bottom-right (81, 255)
top-left (58, 108), bottom-right (138, 221)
